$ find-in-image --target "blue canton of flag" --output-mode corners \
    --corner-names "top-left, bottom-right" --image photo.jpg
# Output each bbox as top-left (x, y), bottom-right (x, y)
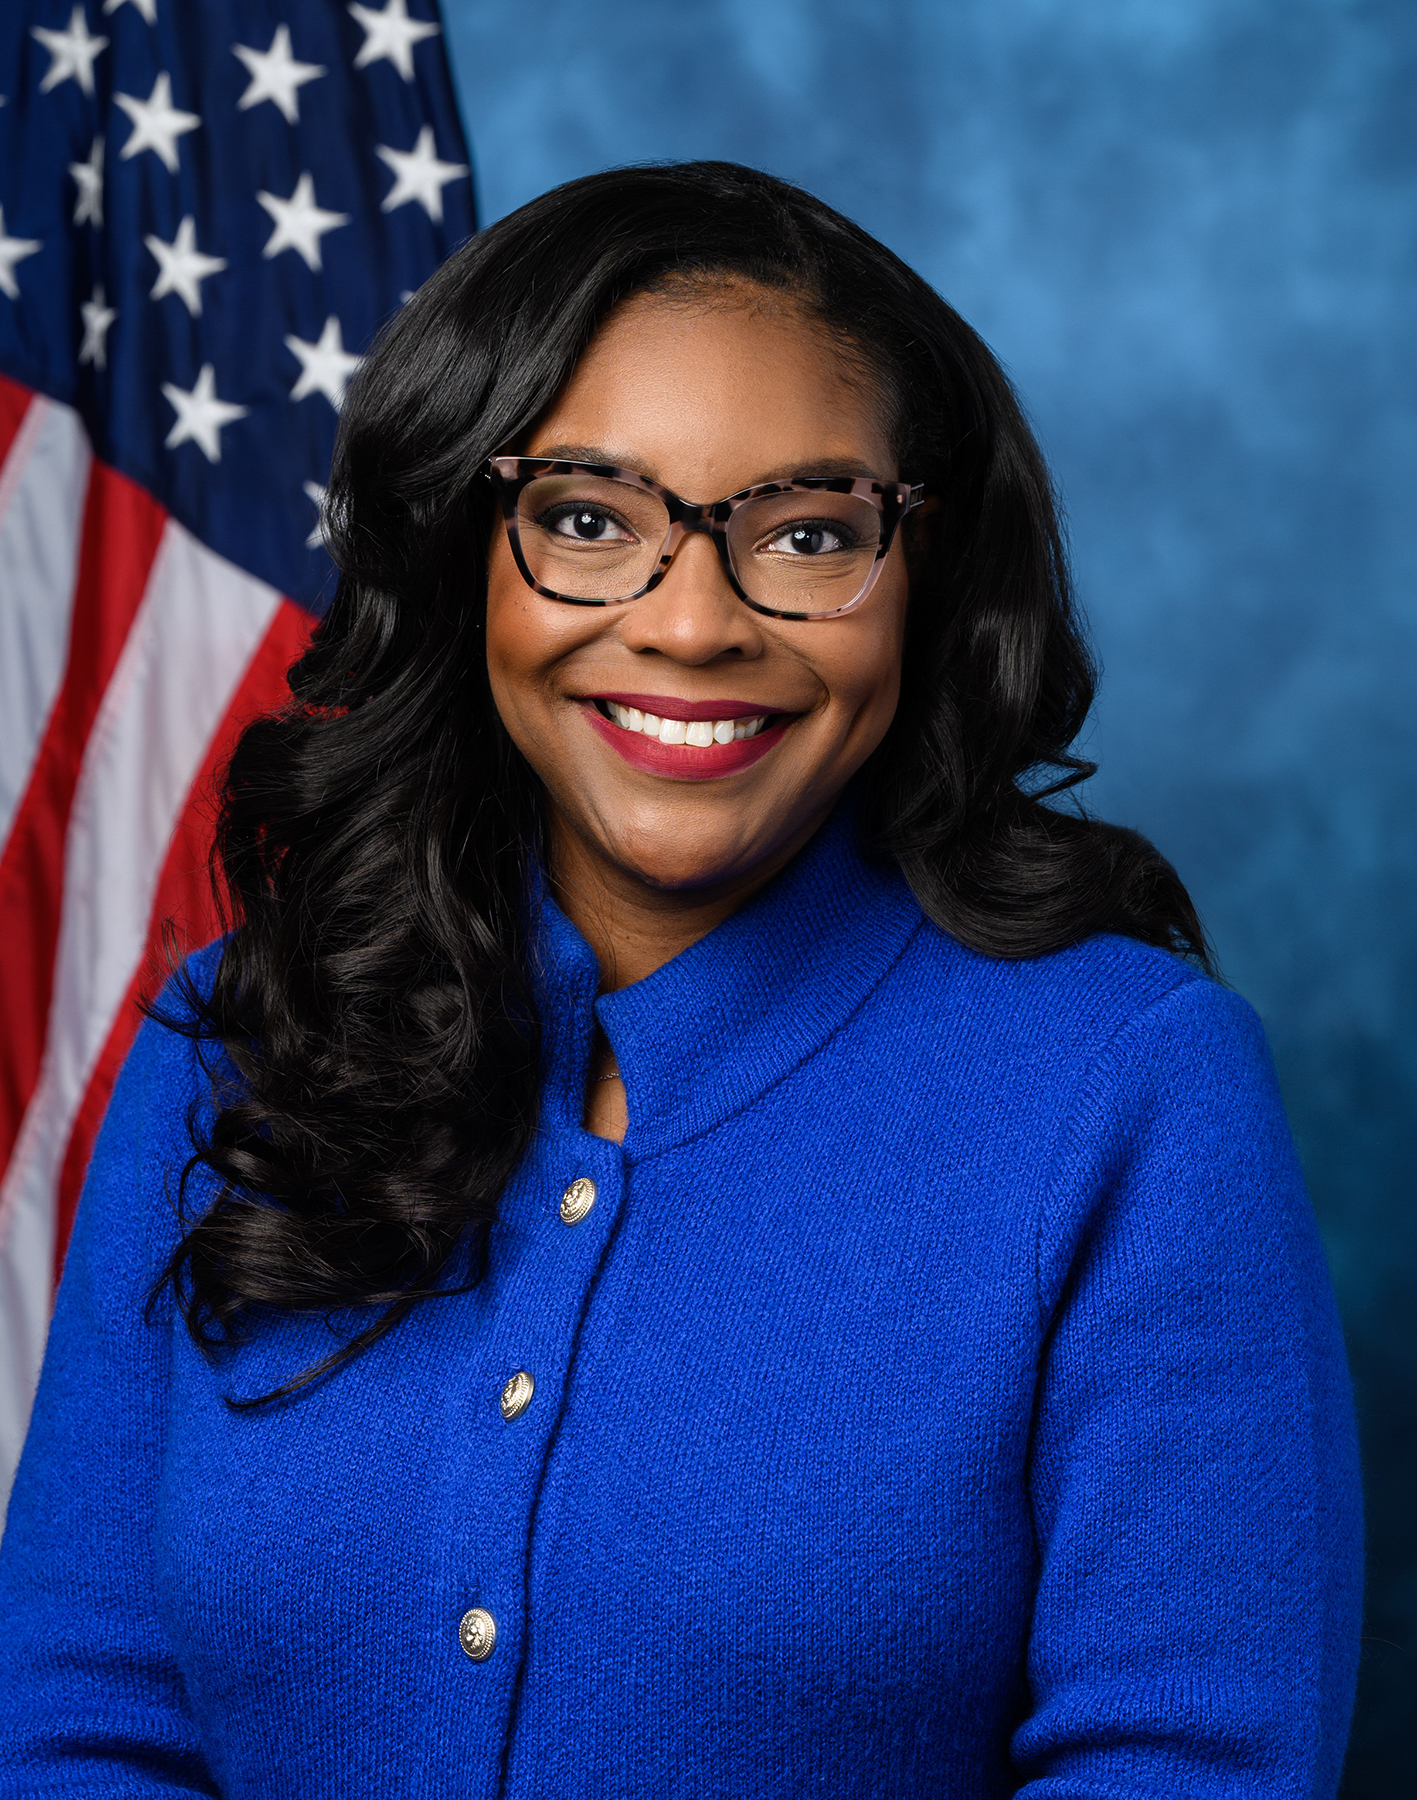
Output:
top-left (0, 0), bottom-right (475, 607)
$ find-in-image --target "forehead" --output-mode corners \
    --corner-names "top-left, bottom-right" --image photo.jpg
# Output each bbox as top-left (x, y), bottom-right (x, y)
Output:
top-left (526, 287), bottom-right (895, 496)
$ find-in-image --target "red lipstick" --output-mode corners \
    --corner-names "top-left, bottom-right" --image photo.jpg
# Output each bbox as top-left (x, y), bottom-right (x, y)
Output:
top-left (580, 700), bottom-right (793, 780)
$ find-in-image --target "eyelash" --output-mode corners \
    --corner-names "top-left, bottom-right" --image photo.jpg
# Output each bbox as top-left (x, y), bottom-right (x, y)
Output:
top-left (759, 521), bottom-right (864, 554)
top-left (538, 504), bottom-right (637, 538)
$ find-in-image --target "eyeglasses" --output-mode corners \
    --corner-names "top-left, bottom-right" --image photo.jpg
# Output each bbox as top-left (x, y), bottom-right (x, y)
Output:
top-left (485, 456), bottom-right (925, 620)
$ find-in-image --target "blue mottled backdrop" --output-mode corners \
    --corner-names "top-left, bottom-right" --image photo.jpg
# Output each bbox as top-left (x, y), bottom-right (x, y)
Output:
top-left (441, 2), bottom-right (1414, 1788)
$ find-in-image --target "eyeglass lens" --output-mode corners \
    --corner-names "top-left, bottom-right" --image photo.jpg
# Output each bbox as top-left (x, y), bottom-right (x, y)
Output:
top-left (513, 473), bottom-right (884, 614)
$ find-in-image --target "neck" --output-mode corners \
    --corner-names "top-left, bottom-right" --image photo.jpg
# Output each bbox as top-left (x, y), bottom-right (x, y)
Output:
top-left (546, 806), bottom-right (831, 991)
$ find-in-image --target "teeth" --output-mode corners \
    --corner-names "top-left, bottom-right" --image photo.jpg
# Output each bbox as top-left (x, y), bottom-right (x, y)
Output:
top-left (604, 701), bottom-right (771, 746)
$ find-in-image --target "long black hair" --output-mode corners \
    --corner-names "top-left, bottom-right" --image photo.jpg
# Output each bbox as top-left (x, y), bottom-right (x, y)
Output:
top-left (156, 161), bottom-right (1209, 1396)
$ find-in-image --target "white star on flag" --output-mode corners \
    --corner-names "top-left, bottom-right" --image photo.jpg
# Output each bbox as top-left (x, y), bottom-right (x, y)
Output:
top-left (146, 216), bottom-right (227, 316)
top-left (376, 126), bottom-right (468, 224)
top-left (303, 479), bottom-right (329, 547)
top-left (349, 0), bottom-right (439, 82)
top-left (162, 363), bottom-right (248, 462)
top-left (286, 316), bottom-right (362, 409)
top-left (233, 25), bottom-right (326, 126)
top-left (69, 137), bottom-right (104, 228)
top-left (78, 285), bottom-right (116, 369)
top-left (32, 7), bottom-right (108, 97)
top-left (103, 0), bottom-right (157, 22)
top-left (116, 72), bottom-right (201, 174)
top-left (0, 207), bottom-right (41, 300)
top-left (257, 173), bottom-right (349, 271)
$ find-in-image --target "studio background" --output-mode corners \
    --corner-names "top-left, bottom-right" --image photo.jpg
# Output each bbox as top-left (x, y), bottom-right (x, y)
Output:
top-left (438, 0), bottom-right (1412, 1789)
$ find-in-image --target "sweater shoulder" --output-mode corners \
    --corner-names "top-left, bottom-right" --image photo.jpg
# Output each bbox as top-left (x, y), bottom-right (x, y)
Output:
top-left (884, 914), bottom-right (1252, 1073)
top-left (174, 934), bottom-right (227, 1008)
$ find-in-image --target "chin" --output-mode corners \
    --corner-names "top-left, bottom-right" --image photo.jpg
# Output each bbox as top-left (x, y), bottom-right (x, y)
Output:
top-left (599, 808), bottom-right (782, 895)
top-left (613, 842), bottom-right (754, 895)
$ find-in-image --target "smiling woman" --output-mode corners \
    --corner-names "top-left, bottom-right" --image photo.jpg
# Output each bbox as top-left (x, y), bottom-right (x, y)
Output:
top-left (0, 165), bottom-right (1362, 1799)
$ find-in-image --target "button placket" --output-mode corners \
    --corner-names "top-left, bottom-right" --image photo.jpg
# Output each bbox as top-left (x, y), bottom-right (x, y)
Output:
top-left (447, 1141), bottom-right (624, 1722)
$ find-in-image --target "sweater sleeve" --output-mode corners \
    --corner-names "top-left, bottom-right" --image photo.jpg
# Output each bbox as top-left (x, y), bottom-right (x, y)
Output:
top-left (0, 990), bottom-right (219, 1796)
top-left (1014, 978), bottom-right (1363, 1800)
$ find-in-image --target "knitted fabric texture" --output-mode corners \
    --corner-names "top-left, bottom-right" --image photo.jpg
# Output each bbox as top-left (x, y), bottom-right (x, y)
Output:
top-left (0, 809), bottom-right (1363, 1797)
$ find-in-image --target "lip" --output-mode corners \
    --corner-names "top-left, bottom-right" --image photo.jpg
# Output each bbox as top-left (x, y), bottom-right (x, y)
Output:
top-left (590, 691), bottom-right (793, 724)
top-left (581, 701), bottom-right (794, 781)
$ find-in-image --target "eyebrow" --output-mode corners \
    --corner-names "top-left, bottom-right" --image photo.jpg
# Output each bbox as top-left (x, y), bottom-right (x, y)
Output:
top-left (528, 443), bottom-right (889, 487)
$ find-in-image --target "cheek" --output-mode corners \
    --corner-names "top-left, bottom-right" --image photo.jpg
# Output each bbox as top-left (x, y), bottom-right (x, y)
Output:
top-left (818, 564), bottom-right (908, 732)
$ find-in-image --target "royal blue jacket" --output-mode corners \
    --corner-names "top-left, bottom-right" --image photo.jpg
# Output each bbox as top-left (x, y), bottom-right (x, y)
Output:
top-left (0, 811), bottom-right (1362, 1797)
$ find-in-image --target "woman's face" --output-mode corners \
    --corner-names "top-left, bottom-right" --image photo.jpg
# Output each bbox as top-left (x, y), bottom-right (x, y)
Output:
top-left (485, 285), bottom-right (910, 897)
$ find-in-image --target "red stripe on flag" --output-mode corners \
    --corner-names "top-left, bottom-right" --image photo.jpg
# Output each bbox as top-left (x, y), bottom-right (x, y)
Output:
top-left (0, 463), bottom-right (166, 1183)
top-left (52, 597), bottom-right (313, 1280)
top-left (0, 373), bottom-right (33, 470)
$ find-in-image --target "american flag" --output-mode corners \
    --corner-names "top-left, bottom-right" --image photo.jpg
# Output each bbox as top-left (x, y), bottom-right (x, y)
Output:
top-left (0, 0), bottom-right (475, 1509)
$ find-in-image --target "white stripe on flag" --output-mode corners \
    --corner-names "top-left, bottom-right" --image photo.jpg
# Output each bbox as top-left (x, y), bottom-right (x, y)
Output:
top-left (0, 518), bottom-right (279, 1513)
top-left (0, 398), bottom-right (91, 850)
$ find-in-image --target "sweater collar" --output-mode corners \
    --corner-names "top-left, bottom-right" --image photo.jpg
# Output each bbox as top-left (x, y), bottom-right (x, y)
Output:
top-left (528, 805), bottom-right (926, 1160)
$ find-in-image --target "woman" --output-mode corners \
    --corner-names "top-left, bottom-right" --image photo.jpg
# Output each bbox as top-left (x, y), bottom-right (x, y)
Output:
top-left (0, 163), bottom-right (1361, 1797)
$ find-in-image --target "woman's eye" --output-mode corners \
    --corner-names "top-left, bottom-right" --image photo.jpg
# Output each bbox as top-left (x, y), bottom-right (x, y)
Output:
top-left (542, 506), bottom-right (637, 544)
top-left (761, 521), bottom-right (854, 556)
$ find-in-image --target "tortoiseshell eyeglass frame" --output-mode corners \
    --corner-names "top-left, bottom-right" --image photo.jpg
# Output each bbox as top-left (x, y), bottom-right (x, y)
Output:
top-left (484, 456), bottom-right (926, 621)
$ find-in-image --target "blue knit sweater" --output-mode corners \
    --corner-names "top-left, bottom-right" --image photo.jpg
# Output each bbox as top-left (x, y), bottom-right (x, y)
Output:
top-left (0, 810), bottom-right (1362, 1798)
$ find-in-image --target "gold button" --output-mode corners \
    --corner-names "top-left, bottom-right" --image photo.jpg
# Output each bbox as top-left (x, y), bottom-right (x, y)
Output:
top-left (459, 1607), bottom-right (497, 1661)
top-left (499, 1370), bottom-right (534, 1422)
top-left (559, 1176), bottom-right (596, 1225)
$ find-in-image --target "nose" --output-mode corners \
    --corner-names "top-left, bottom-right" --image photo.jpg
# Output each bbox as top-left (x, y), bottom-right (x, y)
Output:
top-left (616, 526), bottom-right (764, 664)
